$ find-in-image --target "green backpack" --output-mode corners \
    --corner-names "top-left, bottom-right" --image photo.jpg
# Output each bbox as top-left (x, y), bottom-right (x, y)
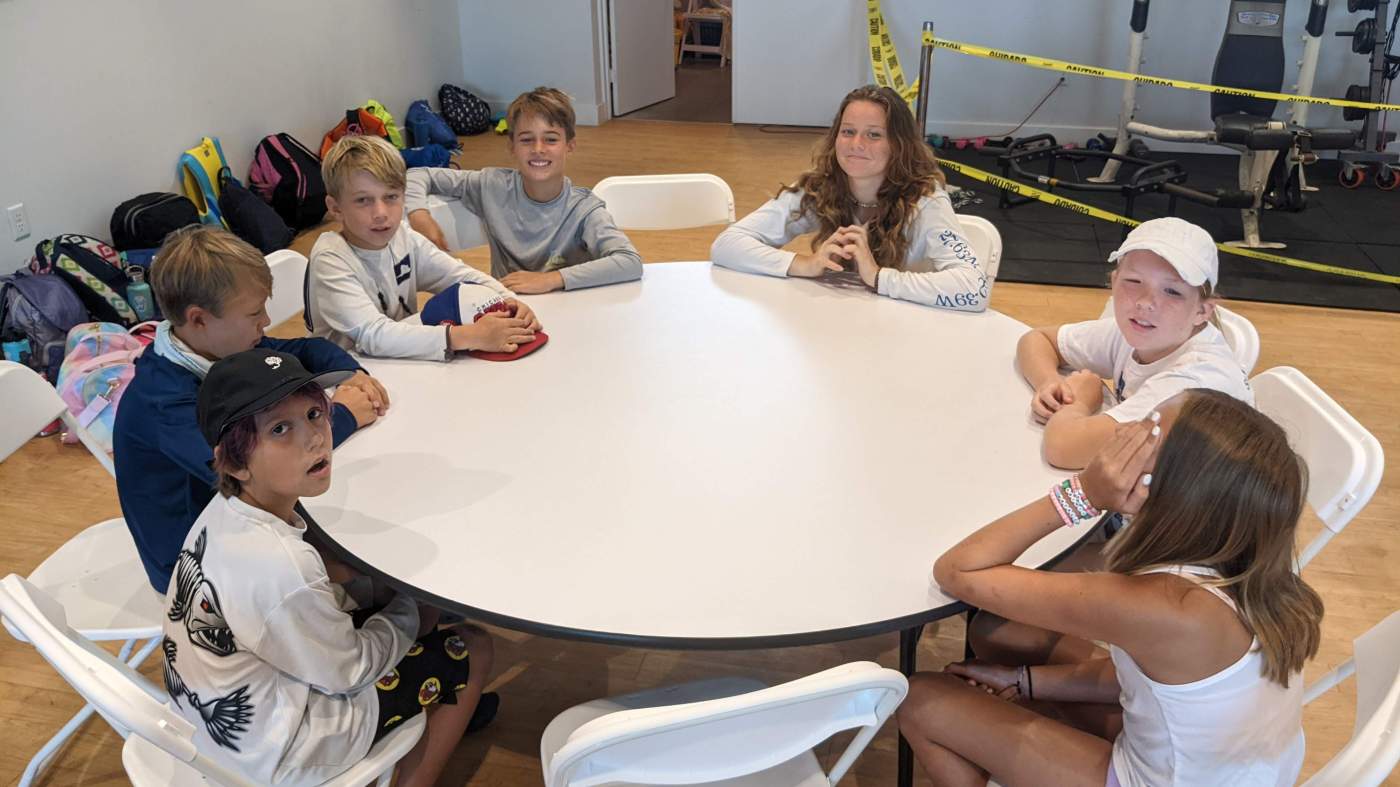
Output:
top-left (362, 100), bottom-right (406, 149)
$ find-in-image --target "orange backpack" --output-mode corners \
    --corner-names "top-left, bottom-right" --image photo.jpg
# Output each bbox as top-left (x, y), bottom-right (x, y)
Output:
top-left (320, 108), bottom-right (391, 158)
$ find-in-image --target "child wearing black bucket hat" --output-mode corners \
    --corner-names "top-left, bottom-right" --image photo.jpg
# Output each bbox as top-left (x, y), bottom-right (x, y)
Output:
top-left (159, 348), bottom-right (496, 787)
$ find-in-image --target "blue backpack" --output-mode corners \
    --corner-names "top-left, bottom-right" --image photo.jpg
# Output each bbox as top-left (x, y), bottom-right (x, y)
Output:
top-left (405, 100), bottom-right (460, 149)
top-left (0, 272), bottom-right (89, 381)
top-left (400, 144), bottom-right (454, 168)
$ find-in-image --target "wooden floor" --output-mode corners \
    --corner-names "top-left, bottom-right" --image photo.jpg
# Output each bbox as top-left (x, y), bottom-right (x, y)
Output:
top-left (1, 120), bottom-right (1396, 786)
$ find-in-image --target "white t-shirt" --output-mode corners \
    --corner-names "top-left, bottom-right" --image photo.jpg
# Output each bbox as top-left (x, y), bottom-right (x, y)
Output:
top-left (161, 494), bottom-right (420, 786)
top-left (307, 224), bottom-right (512, 361)
top-left (1057, 317), bottom-right (1253, 423)
top-left (709, 187), bottom-right (989, 312)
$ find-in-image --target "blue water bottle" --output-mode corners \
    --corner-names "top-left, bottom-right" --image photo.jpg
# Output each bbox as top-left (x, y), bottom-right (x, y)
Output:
top-left (126, 266), bottom-right (155, 321)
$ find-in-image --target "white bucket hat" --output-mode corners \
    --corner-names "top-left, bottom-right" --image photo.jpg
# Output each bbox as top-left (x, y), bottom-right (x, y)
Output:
top-left (1107, 217), bottom-right (1219, 289)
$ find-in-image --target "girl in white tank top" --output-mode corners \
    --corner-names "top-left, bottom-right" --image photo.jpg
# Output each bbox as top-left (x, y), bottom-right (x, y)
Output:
top-left (896, 389), bottom-right (1324, 786)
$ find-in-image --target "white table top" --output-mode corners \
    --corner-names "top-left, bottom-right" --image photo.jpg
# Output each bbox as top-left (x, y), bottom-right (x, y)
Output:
top-left (307, 262), bottom-right (1087, 647)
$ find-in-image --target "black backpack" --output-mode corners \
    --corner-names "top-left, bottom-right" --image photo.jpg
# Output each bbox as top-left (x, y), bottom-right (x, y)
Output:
top-left (248, 133), bottom-right (328, 230)
top-left (110, 193), bottom-right (200, 251)
top-left (439, 84), bottom-right (492, 136)
top-left (28, 234), bottom-right (141, 327)
top-left (218, 169), bottom-right (294, 254)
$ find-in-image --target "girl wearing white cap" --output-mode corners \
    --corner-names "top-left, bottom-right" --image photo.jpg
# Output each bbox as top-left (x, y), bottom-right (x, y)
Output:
top-left (1015, 217), bottom-right (1253, 470)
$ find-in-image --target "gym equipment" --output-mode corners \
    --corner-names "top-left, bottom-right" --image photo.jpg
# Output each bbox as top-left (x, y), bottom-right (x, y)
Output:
top-left (1093, 0), bottom-right (1356, 249)
top-left (1335, 0), bottom-right (1400, 187)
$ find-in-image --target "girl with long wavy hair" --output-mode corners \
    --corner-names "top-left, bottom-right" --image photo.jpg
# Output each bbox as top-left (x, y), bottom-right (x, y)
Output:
top-left (898, 389), bottom-right (1323, 786)
top-left (711, 85), bottom-right (989, 311)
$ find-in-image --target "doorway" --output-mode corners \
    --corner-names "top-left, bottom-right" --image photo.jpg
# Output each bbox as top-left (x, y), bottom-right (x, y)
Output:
top-left (614, 0), bottom-right (732, 123)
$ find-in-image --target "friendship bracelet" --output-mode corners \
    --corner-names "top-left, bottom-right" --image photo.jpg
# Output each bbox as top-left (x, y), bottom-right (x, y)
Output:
top-left (1049, 474), bottom-right (1102, 527)
top-left (1067, 474), bottom-right (1102, 519)
top-left (1049, 483), bottom-right (1075, 526)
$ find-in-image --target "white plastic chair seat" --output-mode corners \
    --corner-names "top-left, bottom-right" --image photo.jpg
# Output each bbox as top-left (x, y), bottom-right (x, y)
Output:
top-left (425, 194), bottom-right (489, 250)
top-left (1301, 611), bottom-right (1400, 786)
top-left (956, 214), bottom-right (1002, 283)
top-left (13, 517), bottom-right (162, 642)
top-left (542, 677), bottom-right (825, 786)
top-left (121, 712), bottom-right (427, 787)
top-left (591, 174), bottom-right (736, 230)
top-left (541, 662), bottom-right (907, 787)
top-left (264, 250), bottom-right (308, 327)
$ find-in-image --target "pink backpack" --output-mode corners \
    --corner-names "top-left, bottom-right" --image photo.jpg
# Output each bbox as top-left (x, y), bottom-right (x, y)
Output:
top-left (55, 323), bottom-right (145, 452)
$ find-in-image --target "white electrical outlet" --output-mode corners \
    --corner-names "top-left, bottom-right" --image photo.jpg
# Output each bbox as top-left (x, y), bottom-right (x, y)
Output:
top-left (7, 204), bottom-right (29, 241)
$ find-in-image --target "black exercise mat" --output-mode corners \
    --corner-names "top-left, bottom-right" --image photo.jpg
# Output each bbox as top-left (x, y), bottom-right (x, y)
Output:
top-left (939, 146), bottom-right (1400, 312)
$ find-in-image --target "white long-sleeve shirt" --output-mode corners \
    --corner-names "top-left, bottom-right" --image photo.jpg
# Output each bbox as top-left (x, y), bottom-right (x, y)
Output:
top-left (161, 494), bottom-right (420, 787)
top-left (710, 187), bottom-right (989, 312)
top-left (306, 224), bottom-right (512, 361)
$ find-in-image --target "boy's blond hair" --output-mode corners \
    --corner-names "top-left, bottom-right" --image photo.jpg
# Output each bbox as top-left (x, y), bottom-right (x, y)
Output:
top-left (151, 226), bottom-right (272, 326)
top-left (322, 135), bottom-right (407, 197)
top-left (507, 87), bottom-right (577, 141)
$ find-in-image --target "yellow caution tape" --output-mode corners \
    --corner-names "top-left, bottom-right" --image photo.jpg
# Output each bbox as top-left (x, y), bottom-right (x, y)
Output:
top-left (923, 31), bottom-right (1400, 113)
top-left (867, 0), bottom-right (920, 108)
top-left (937, 158), bottom-right (1400, 285)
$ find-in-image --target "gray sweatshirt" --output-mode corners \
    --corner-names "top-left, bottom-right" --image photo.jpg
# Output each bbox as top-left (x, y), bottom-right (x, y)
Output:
top-left (404, 167), bottom-right (643, 290)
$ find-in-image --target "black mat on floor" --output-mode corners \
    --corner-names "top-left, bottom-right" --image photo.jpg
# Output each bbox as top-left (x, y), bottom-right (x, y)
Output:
top-left (938, 147), bottom-right (1400, 312)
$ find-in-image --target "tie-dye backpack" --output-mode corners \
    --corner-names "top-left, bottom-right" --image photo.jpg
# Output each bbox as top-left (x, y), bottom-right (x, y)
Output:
top-left (55, 322), bottom-right (145, 452)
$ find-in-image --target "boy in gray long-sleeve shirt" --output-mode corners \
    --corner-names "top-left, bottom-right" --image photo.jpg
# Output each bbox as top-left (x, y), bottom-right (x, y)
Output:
top-left (406, 87), bottom-right (642, 294)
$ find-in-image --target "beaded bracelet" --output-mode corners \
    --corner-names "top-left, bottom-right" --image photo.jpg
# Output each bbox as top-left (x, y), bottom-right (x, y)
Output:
top-left (1049, 474), bottom-right (1102, 527)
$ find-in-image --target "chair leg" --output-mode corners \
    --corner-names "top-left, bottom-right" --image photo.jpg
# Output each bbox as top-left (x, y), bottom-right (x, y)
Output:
top-left (19, 635), bottom-right (161, 786)
top-left (1227, 150), bottom-right (1285, 250)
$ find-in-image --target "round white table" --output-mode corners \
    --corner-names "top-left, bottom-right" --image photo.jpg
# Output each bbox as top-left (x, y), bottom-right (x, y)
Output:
top-left (307, 261), bottom-right (1089, 649)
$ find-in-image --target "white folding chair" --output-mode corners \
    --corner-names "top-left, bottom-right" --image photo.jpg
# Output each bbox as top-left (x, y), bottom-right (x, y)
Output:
top-left (425, 194), bottom-right (490, 250)
top-left (265, 249), bottom-right (308, 327)
top-left (1098, 298), bottom-right (1261, 375)
top-left (592, 174), bottom-right (736, 231)
top-left (956, 214), bottom-right (1002, 283)
top-left (1301, 611), bottom-right (1400, 786)
top-left (0, 575), bottom-right (424, 787)
top-left (1251, 366), bottom-right (1384, 568)
top-left (540, 661), bottom-right (907, 786)
top-left (0, 360), bottom-right (165, 786)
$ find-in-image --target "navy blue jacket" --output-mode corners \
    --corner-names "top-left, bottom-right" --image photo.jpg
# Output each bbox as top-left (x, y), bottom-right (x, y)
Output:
top-left (114, 337), bottom-right (361, 590)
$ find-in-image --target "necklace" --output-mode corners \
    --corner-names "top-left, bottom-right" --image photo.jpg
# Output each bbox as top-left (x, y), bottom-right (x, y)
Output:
top-left (853, 198), bottom-right (879, 209)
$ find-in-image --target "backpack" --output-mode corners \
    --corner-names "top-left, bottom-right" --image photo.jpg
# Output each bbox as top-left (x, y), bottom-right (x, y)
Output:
top-left (401, 144), bottom-right (454, 169)
top-left (217, 168), bottom-right (293, 254)
top-left (110, 192), bottom-right (200, 251)
top-left (29, 234), bottom-right (140, 327)
top-left (248, 133), bottom-right (328, 230)
top-left (362, 99), bottom-right (406, 148)
top-left (0, 271), bottom-right (88, 381)
top-left (179, 136), bottom-right (232, 227)
top-left (321, 108), bottom-right (391, 159)
top-left (439, 84), bottom-right (492, 136)
top-left (405, 100), bottom-right (460, 149)
top-left (55, 323), bottom-right (144, 453)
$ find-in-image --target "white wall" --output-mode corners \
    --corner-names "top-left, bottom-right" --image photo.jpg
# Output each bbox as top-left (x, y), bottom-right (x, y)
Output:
top-left (734, 0), bottom-right (1375, 147)
top-left (457, 0), bottom-right (610, 125)
top-left (0, 0), bottom-right (463, 273)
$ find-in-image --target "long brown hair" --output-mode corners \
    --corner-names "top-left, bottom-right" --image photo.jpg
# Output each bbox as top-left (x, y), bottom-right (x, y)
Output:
top-left (780, 85), bottom-right (946, 270)
top-left (1105, 389), bottom-right (1323, 685)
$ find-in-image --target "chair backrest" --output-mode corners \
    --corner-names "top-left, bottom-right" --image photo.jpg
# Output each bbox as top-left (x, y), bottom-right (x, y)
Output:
top-left (0, 574), bottom-right (257, 787)
top-left (545, 661), bottom-right (907, 787)
top-left (1214, 305), bottom-right (1260, 375)
top-left (956, 214), bottom-right (1002, 282)
top-left (1301, 611), bottom-right (1400, 786)
top-left (425, 194), bottom-right (490, 250)
top-left (591, 174), bottom-right (736, 231)
top-left (1251, 367), bottom-right (1384, 568)
top-left (1210, 0), bottom-right (1285, 120)
top-left (1096, 299), bottom-right (1260, 375)
top-left (265, 249), bottom-right (308, 327)
top-left (0, 360), bottom-right (115, 476)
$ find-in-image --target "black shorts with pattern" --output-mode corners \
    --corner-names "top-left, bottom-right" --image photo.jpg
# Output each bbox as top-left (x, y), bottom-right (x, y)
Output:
top-left (371, 628), bottom-right (474, 742)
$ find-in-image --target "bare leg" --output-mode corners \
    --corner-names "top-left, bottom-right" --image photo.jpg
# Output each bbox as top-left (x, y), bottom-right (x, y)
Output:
top-left (394, 626), bottom-right (494, 787)
top-left (896, 672), bottom-right (1113, 787)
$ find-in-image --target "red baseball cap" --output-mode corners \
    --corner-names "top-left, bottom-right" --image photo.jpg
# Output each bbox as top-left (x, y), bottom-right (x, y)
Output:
top-left (467, 330), bottom-right (549, 361)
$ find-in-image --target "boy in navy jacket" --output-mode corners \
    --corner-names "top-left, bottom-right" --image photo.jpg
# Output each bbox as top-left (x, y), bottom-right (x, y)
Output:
top-left (114, 226), bottom-right (389, 591)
